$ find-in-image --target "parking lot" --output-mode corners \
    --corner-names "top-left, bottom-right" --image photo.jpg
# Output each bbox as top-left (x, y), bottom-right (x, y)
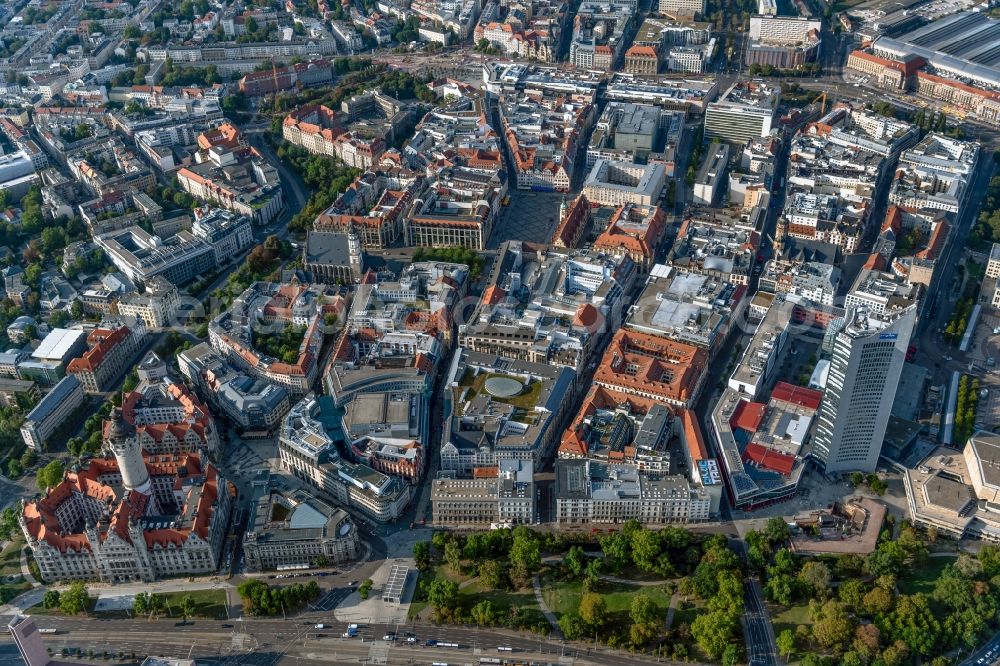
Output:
top-left (489, 191), bottom-right (565, 248)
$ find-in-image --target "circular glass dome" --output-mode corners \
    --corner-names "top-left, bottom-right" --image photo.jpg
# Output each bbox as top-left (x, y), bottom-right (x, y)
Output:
top-left (484, 376), bottom-right (523, 398)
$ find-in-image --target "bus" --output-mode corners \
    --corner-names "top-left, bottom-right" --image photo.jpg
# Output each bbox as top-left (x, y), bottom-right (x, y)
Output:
top-left (37, 629), bottom-right (58, 634)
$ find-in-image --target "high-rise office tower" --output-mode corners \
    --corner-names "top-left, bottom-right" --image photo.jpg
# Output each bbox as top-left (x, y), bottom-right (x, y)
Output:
top-left (812, 304), bottom-right (917, 474)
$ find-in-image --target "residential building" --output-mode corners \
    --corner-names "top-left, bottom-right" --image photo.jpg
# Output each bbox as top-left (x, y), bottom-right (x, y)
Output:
top-left (67, 322), bottom-right (147, 393)
top-left (116, 277), bottom-right (180, 329)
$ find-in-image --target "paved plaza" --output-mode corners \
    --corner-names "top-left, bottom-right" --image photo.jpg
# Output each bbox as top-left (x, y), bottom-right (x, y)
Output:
top-left (490, 191), bottom-right (565, 248)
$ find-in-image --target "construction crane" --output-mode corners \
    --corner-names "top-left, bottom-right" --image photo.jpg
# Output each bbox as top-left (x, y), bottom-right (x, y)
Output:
top-left (812, 91), bottom-right (827, 115)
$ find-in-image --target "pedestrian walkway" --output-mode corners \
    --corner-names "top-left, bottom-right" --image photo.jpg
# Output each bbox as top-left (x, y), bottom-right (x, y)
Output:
top-left (19, 546), bottom-right (39, 587)
top-left (598, 574), bottom-right (669, 587)
top-left (664, 591), bottom-right (680, 630)
top-left (532, 574), bottom-right (563, 639)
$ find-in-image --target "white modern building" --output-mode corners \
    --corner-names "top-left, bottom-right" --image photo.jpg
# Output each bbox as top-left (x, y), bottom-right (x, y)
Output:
top-left (659, 0), bottom-right (705, 17)
top-left (704, 82), bottom-right (780, 145)
top-left (20, 375), bottom-right (85, 451)
top-left (583, 159), bottom-right (666, 207)
top-left (812, 304), bottom-right (917, 473)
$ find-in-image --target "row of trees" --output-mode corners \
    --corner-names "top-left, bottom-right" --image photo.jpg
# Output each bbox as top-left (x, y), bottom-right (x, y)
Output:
top-left (943, 296), bottom-right (975, 346)
top-left (276, 145), bottom-right (362, 235)
top-left (236, 579), bottom-right (320, 616)
top-left (747, 62), bottom-right (823, 78)
top-left (411, 247), bottom-right (485, 280)
top-left (42, 582), bottom-right (91, 615)
top-left (954, 373), bottom-right (981, 445)
top-left (850, 472), bottom-right (888, 496)
top-left (684, 535), bottom-right (745, 662)
top-left (969, 170), bottom-right (1000, 250)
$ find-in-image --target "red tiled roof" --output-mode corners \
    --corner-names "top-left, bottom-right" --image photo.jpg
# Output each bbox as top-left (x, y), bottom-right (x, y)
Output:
top-left (67, 326), bottom-right (131, 373)
top-left (770, 381), bottom-right (823, 410)
top-left (626, 45), bottom-right (658, 58)
top-left (731, 401), bottom-right (767, 433)
top-left (744, 443), bottom-right (795, 475)
top-left (680, 408), bottom-right (708, 462)
top-left (916, 220), bottom-right (949, 260)
top-left (863, 253), bottom-right (886, 270)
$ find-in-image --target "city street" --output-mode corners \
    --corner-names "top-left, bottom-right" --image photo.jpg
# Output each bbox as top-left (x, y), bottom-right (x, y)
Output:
top-left (0, 614), bottom-right (684, 666)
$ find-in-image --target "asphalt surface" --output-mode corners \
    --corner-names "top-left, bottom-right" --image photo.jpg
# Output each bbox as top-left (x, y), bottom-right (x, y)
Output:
top-left (0, 614), bottom-right (677, 666)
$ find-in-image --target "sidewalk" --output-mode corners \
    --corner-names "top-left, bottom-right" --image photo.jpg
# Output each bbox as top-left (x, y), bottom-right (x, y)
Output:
top-left (532, 574), bottom-right (562, 639)
top-left (19, 545), bottom-right (39, 587)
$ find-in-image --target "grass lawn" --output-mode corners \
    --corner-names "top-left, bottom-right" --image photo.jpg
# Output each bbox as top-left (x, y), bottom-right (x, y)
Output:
top-left (771, 603), bottom-right (812, 635)
top-left (0, 537), bottom-right (24, 579)
top-left (671, 599), bottom-right (706, 629)
top-left (36, 589), bottom-right (228, 620)
top-left (542, 577), bottom-right (673, 618)
top-left (161, 589), bottom-right (229, 619)
top-left (29, 597), bottom-right (98, 616)
top-left (0, 538), bottom-right (31, 604)
top-left (407, 600), bottom-right (428, 620)
top-left (457, 371), bottom-right (544, 410)
top-left (898, 556), bottom-right (956, 596)
top-left (0, 580), bottom-right (31, 604)
top-left (409, 564), bottom-right (539, 622)
top-left (462, 579), bottom-right (538, 613)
